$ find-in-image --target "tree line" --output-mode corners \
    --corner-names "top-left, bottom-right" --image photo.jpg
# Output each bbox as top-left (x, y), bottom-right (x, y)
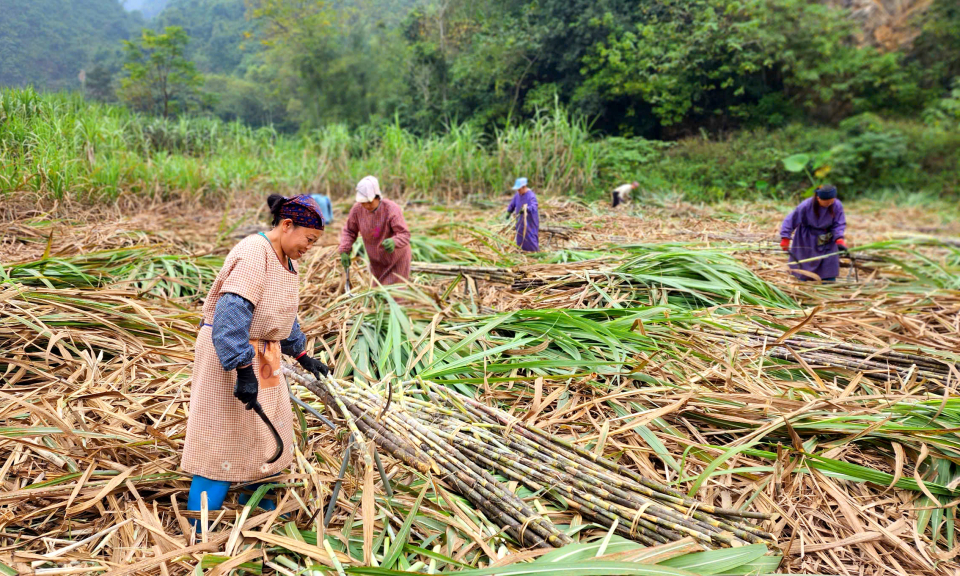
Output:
top-left (5, 0), bottom-right (960, 139)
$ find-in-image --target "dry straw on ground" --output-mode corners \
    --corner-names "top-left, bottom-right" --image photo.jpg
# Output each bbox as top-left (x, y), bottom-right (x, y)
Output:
top-left (1, 196), bottom-right (959, 575)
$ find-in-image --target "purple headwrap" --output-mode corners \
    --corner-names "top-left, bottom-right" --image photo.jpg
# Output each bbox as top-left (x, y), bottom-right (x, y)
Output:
top-left (278, 195), bottom-right (325, 230)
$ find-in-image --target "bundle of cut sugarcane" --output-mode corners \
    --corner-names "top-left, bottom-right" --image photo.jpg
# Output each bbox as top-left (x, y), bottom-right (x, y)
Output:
top-left (283, 365), bottom-right (777, 551)
top-left (694, 327), bottom-right (955, 385)
top-left (540, 225), bottom-right (576, 241)
top-left (411, 261), bottom-right (519, 284)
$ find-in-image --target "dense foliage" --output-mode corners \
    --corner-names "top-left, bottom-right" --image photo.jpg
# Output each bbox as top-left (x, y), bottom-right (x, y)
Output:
top-left (197, 0), bottom-right (957, 138)
top-left (5, 0), bottom-right (960, 142)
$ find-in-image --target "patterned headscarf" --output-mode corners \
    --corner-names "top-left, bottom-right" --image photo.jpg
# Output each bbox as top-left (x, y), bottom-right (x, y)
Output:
top-left (278, 195), bottom-right (325, 230)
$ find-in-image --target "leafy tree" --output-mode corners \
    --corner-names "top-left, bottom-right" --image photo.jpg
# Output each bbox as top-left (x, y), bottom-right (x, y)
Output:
top-left (245, 0), bottom-right (408, 127)
top-left (119, 26), bottom-right (207, 117)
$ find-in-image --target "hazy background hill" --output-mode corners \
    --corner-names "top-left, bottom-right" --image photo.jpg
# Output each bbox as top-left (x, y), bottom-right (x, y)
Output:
top-left (0, 0), bottom-right (143, 89)
top-left (122, 0), bottom-right (169, 19)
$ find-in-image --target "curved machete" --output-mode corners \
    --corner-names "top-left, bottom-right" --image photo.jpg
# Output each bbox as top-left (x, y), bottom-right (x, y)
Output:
top-left (252, 400), bottom-right (284, 464)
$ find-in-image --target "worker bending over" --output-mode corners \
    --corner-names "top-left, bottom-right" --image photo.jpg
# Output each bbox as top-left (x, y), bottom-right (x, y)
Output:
top-left (612, 182), bottom-right (639, 207)
top-left (339, 176), bottom-right (412, 285)
top-left (779, 184), bottom-right (848, 282)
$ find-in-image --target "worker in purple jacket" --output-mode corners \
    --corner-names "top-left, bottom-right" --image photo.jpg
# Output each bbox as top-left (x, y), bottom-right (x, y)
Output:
top-left (779, 184), bottom-right (848, 281)
top-left (505, 177), bottom-right (539, 252)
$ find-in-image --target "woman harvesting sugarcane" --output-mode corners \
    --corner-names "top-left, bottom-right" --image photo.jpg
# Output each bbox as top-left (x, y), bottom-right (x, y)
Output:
top-left (779, 184), bottom-right (848, 282)
top-left (339, 175), bottom-right (412, 286)
top-left (505, 177), bottom-right (539, 252)
top-left (182, 194), bottom-right (330, 519)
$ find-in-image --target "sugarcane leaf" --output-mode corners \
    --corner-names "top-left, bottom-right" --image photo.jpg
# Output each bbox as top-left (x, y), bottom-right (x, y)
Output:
top-left (401, 544), bottom-right (471, 569)
top-left (657, 545), bottom-right (769, 575)
top-left (535, 536), bottom-right (641, 563)
top-left (429, 313), bottom-right (514, 367)
top-left (687, 440), bottom-right (762, 497)
top-left (200, 554), bottom-right (264, 574)
top-left (713, 553), bottom-right (781, 575)
top-left (382, 482), bottom-right (431, 569)
top-left (347, 562), bottom-right (699, 576)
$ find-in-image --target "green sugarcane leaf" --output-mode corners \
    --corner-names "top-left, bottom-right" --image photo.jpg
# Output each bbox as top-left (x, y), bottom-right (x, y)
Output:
top-left (714, 553), bottom-right (781, 575)
top-left (348, 562), bottom-right (699, 576)
top-left (383, 482), bottom-right (431, 569)
top-left (199, 554), bottom-right (263, 573)
top-left (401, 544), bottom-right (471, 569)
top-left (535, 536), bottom-right (642, 563)
top-left (687, 440), bottom-right (761, 498)
top-left (657, 545), bottom-right (768, 575)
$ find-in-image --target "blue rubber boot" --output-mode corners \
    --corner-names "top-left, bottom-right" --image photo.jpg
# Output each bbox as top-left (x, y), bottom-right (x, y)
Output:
top-left (187, 475), bottom-right (231, 530)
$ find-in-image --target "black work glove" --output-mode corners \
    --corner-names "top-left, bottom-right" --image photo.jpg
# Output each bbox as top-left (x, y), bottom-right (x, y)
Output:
top-left (234, 364), bottom-right (258, 410)
top-left (504, 210), bottom-right (512, 221)
top-left (298, 354), bottom-right (330, 380)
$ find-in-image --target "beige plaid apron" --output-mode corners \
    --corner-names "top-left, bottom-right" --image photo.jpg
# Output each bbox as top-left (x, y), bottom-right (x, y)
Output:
top-left (182, 234), bottom-right (300, 481)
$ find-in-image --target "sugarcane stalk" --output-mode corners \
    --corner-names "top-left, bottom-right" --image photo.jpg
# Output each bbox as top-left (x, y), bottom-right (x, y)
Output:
top-left (455, 423), bottom-right (772, 545)
top-left (352, 394), bottom-right (570, 547)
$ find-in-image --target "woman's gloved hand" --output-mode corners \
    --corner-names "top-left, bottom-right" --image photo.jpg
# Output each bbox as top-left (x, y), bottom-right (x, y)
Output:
top-left (836, 238), bottom-right (849, 254)
top-left (340, 252), bottom-right (351, 269)
top-left (381, 238), bottom-right (395, 253)
top-left (297, 354), bottom-right (330, 380)
top-left (234, 364), bottom-right (258, 410)
top-left (780, 238), bottom-right (790, 251)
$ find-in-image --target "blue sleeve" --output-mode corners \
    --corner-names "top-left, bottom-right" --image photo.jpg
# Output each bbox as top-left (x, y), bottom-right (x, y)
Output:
top-left (281, 318), bottom-right (307, 357)
top-left (212, 293), bottom-right (256, 371)
top-left (507, 194), bottom-right (517, 214)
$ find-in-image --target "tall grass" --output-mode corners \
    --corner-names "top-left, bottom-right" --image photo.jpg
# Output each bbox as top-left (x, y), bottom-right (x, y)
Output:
top-left (5, 88), bottom-right (957, 204)
top-left (0, 88), bottom-right (600, 203)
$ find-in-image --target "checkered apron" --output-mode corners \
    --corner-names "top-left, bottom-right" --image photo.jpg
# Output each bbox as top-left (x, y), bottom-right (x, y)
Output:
top-left (182, 234), bottom-right (299, 481)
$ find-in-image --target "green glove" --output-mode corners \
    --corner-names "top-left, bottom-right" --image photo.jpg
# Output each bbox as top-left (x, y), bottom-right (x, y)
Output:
top-left (381, 238), bottom-right (395, 253)
top-left (340, 252), bottom-right (351, 269)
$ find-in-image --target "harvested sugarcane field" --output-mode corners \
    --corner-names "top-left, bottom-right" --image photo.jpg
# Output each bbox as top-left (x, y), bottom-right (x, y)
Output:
top-left (2, 190), bottom-right (959, 576)
top-left (4, 1), bottom-right (960, 573)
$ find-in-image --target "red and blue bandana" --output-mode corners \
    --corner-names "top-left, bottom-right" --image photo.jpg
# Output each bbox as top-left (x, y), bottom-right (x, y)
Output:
top-left (279, 195), bottom-right (324, 230)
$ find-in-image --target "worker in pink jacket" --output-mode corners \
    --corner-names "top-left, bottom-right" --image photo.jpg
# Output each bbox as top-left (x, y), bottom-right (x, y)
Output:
top-left (338, 176), bottom-right (412, 286)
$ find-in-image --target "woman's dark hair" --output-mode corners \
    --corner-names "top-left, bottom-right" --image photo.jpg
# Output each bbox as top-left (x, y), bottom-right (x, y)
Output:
top-left (267, 194), bottom-right (290, 227)
top-left (812, 197), bottom-right (836, 219)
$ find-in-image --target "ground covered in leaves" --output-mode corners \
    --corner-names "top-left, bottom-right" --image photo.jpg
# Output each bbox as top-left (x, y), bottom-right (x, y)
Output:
top-left (1, 194), bottom-right (959, 576)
